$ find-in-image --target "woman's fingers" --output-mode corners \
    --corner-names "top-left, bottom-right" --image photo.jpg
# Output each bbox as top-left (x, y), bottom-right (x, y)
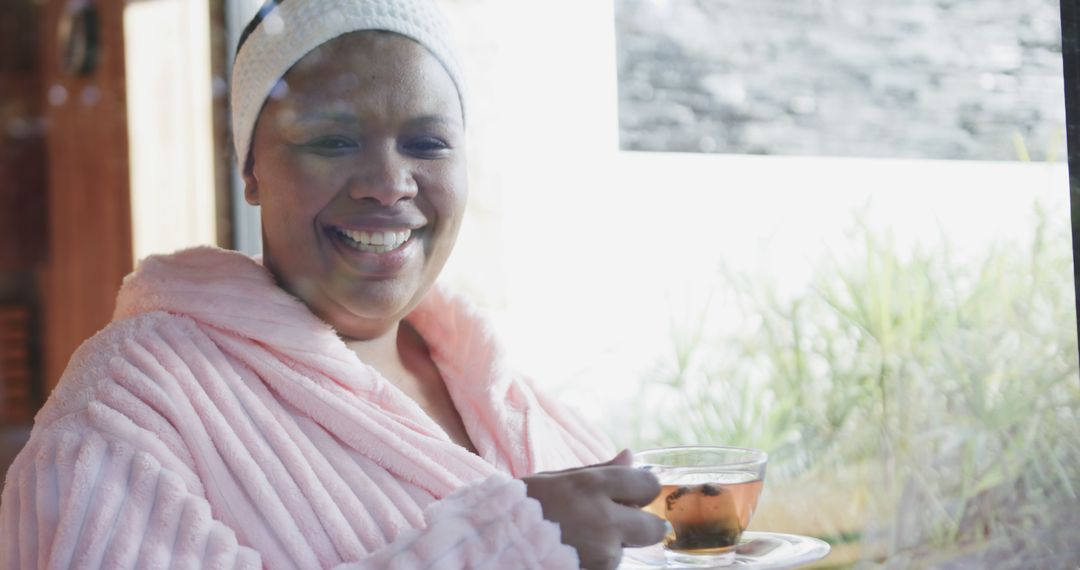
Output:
top-left (522, 452), bottom-right (666, 569)
top-left (604, 448), bottom-right (634, 467)
top-left (537, 449), bottom-right (633, 477)
top-left (579, 543), bottom-right (625, 570)
top-left (593, 465), bottom-right (661, 507)
top-left (611, 503), bottom-right (668, 547)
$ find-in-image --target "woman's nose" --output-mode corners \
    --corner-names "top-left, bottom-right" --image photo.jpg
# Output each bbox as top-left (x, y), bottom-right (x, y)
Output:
top-left (347, 149), bottom-right (418, 205)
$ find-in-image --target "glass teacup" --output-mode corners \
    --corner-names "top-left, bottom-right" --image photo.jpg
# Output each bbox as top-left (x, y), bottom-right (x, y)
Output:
top-left (632, 446), bottom-right (768, 568)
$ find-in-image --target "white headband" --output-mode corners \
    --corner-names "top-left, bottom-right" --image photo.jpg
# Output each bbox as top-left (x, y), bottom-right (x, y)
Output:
top-left (230, 0), bottom-right (465, 168)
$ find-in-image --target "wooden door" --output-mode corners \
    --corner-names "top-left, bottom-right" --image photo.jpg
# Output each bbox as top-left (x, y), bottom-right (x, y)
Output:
top-left (40, 0), bottom-right (133, 390)
top-left (1, 0), bottom-right (49, 421)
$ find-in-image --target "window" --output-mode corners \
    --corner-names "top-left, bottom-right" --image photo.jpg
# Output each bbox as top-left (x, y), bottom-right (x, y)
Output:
top-left (616, 0), bottom-right (1067, 161)
top-left (591, 0), bottom-right (1079, 566)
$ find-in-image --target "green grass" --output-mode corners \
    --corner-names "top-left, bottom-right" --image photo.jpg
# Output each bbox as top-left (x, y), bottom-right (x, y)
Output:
top-left (618, 202), bottom-right (1080, 567)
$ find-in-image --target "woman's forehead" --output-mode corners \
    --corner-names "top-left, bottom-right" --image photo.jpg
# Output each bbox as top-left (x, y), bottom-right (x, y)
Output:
top-left (266, 32), bottom-right (462, 123)
top-left (229, 0), bottom-right (465, 164)
top-left (291, 31), bottom-right (425, 76)
top-left (282, 33), bottom-right (445, 97)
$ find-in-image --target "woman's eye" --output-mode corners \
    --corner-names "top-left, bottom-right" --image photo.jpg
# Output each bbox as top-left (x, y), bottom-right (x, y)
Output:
top-left (404, 137), bottom-right (451, 156)
top-left (304, 136), bottom-right (358, 152)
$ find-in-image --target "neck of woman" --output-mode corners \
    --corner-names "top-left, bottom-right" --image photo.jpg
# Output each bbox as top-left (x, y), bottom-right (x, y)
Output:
top-left (343, 322), bottom-right (406, 372)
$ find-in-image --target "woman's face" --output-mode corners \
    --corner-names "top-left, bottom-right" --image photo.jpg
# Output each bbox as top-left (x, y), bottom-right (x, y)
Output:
top-left (245, 32), bottom-right (466, 340)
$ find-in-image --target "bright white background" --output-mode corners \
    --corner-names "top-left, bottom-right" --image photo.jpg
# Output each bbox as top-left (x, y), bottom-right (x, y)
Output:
top-left (433, 0), bottom-right (1073, 432)
top-left (197, 0), bottom-right (1073, 436)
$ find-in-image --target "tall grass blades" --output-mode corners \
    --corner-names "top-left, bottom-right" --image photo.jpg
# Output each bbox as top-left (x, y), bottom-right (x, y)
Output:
top-left (622, 204), bottom-right (1080, 568)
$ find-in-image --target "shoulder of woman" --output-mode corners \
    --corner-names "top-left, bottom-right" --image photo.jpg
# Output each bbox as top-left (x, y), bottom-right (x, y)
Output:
top-left (15, 311), bottom-right (208, 493)
top-left (38, 310), bottom-right (203, 427)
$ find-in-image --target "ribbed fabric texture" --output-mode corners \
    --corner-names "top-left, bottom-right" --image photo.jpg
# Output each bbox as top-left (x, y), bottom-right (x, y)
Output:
top-left (231, 0), bottom-right (466, 167)
top-left (0, 247), bottom-right (612, 569)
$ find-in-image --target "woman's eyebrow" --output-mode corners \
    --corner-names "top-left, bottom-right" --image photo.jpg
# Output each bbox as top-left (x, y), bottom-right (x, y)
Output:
top-left (408, 114), bottom-right (462, 129)
top-left (293, 112), bottom-right (459, 128)
top-left (297, 111), bottom-right (362, 124)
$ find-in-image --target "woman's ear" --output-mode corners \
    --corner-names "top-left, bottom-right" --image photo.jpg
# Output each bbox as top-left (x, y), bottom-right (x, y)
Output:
top-left (242, 152), bottom-right (260, 206)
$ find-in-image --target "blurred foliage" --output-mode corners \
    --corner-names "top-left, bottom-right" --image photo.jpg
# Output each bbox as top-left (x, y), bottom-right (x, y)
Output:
top-left (626, 203), bottom-right (1080, 567)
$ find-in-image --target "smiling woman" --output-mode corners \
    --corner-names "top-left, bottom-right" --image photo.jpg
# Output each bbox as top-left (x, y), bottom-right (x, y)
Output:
top-left (245, 32), bottom-right (468, 343)
top-left (0, 0), bottom-right (667, 568)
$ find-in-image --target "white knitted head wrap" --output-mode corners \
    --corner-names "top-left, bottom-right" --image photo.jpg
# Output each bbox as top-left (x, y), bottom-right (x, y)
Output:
top-left (231, 0), bottom-right (465, 168)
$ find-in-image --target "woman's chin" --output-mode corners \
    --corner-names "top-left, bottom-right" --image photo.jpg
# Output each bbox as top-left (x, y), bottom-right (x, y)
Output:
top-left (324, 292), bottom-right (424, 339)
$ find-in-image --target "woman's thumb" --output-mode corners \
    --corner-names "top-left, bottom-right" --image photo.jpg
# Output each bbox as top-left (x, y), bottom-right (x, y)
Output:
top-left (602, 448), bottom-right (634, 467)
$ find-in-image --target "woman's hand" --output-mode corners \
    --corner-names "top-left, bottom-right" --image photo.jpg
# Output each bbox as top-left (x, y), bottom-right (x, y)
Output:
top-left (523, 449), bottom-right (666, 570)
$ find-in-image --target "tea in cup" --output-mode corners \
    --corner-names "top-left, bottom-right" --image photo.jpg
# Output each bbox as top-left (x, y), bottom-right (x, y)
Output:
top-left (634, 446), bottom-right (767, 567)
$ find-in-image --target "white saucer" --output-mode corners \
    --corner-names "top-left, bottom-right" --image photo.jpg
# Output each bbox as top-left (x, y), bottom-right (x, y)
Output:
top-left (620, 531), bottom-right (832, 569)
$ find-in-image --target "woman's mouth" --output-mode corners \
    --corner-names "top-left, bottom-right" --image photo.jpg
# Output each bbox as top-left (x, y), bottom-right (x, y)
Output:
top-left (333, 227), bottom-right (413, 253)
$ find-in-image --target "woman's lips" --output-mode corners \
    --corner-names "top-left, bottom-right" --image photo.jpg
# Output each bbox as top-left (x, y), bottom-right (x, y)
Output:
top-left (327, 225), bottom-right (421, 276)
top-left (333, 227), bottom-right (412, 253)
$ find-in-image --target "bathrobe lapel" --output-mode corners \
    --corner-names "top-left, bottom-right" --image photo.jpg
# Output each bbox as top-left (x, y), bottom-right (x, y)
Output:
top-left (111, 247), bottom-right (546, 498)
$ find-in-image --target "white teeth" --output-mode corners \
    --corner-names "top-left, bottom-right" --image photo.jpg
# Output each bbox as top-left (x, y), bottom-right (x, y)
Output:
top-left (336, 228), bottom-right (412, 253)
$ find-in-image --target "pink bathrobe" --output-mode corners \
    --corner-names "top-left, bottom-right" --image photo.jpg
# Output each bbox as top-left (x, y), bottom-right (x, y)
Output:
top-left (0, 247), bottom-right (612, 569)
